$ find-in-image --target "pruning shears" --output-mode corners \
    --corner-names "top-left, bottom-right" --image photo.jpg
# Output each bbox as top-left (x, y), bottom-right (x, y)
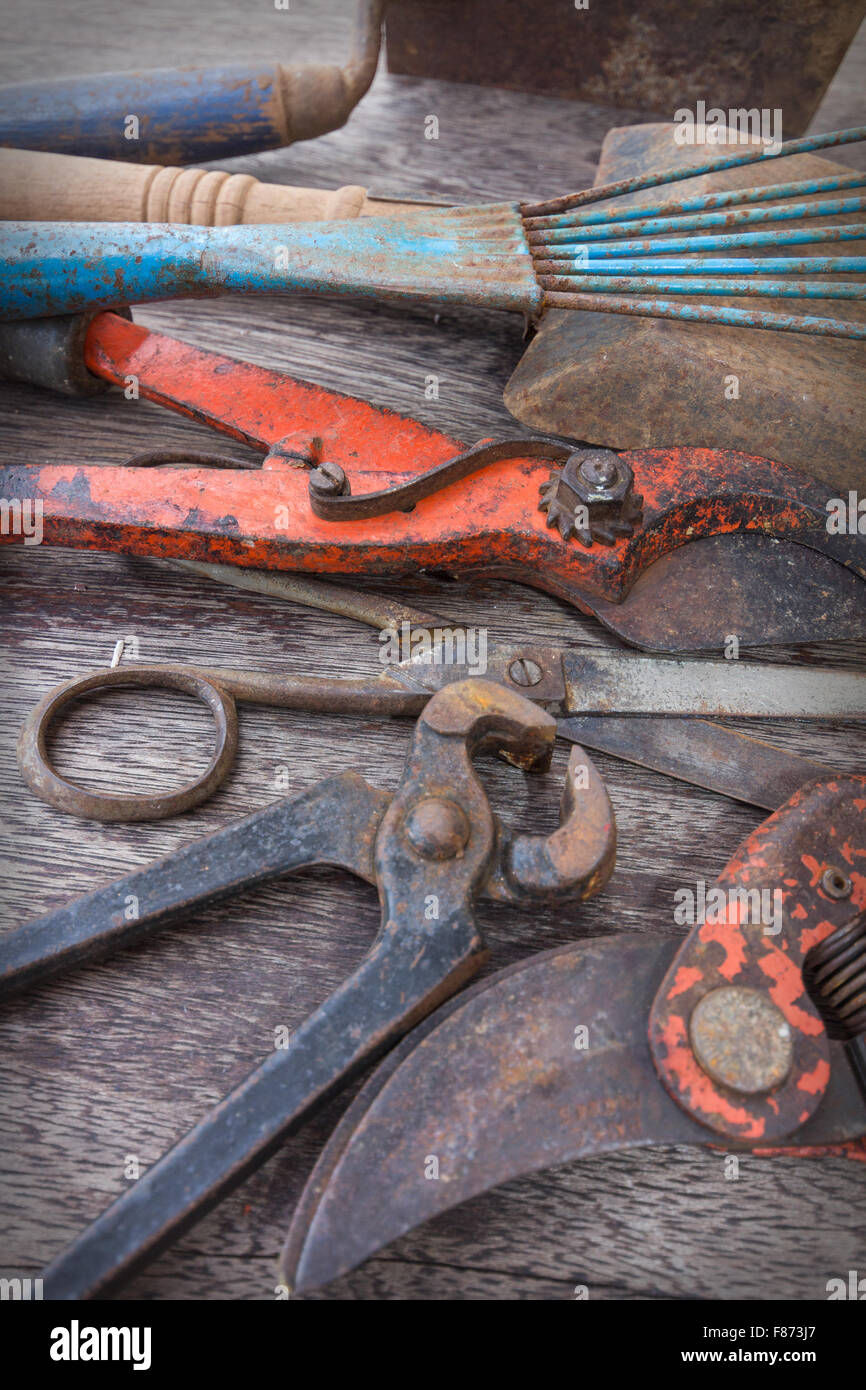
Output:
top-left (0, 310), bottom-right (863, 654)
top-left (282, 772), bottom-right (866, 1294)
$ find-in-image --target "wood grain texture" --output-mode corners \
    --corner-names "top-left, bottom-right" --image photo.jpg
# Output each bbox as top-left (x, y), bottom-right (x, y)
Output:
top-left (0, 147), bottom-right (375, 224)
top-left (0, 0), bottom-right (864, 1303)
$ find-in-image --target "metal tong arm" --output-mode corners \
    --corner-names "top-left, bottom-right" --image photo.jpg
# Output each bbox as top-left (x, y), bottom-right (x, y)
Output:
top-left (43, 925), bottom-right (475, 1299)
top-left (38, 679), bottom-right (608, 1299)
top-left (0, 773), bottom-right (388, 999)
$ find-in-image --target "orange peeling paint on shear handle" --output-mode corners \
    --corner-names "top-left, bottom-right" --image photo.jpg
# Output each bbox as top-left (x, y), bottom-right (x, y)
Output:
top-left (0, 312), bottom-right (855, 612)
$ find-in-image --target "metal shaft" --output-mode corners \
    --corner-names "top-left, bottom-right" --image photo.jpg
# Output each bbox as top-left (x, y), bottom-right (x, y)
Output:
top-left (525, 172), bottom-right (866, 229)
top-left (532, 194), bottom-right (866, 243)
top-left (541, 292), bottom-right (866, 337)
top-left (536, 222), bottom-right (866, 259)
top-left (538, 276), bottom-right (865, 300)
top-left (538, 256), bottom-right (866, 275)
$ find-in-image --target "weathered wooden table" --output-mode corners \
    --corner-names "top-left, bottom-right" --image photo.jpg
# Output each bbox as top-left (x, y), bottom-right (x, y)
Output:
top-left (1, 1), bottom-right (864, 1301)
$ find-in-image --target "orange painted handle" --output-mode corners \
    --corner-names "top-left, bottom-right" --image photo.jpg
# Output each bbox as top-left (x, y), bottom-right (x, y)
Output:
top-left (0, 314), bottom-right (854, 620)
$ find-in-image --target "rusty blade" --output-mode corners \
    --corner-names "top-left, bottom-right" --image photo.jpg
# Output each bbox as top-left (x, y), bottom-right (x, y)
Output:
top-left (282, 936), bottom-right (866, 1294)
top-left (560, 649), bottom-right (866, 718)
top-left (177, 559), bottom-right (849, 811)
top-left (387, 643), bottom-right (866, 718)
top-left (557, 718), bottom-right (835, 811)
top-left (588, 534), bottom-right (866, 652)
top-left (282, 937), bottom-right (698, 1292)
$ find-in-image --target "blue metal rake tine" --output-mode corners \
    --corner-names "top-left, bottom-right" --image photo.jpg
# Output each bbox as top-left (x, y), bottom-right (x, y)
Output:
top-left (525, 173), bottom-right (866, 230)
top-left (537, 276), bottom-right (866, 300)
top-left (544, 256), bottom-right (866, 276)
top-left (535, 195), bottom-right (866, 244)
top-left (540, 293), bottom-right (866, 338)
top-left (525, 126), bottom-right (866, 217)
top-left (537, 223), bottom-right (866, 261)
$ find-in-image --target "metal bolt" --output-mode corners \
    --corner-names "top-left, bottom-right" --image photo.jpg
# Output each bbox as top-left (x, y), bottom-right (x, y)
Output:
top-left (689, 986), bottom-right (793, 1095)
top-left (577, 452), bottom-right (619, 490)
top-left (405, 798), bottom-right (471, 861)
top-left (821, 866), bottom-right (853, 900)
top-left (508, 657), bottom-right (543, 687)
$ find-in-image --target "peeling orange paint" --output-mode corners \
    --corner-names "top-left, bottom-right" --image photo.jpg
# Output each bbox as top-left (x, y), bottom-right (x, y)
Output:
top-left (797, 1059), bottom-right (830, 1095)
top-left (698, 917), bottom-right (747, 980)
top-left (759, 948), bottom-right (823, 1035)
top-left (669, 965), bottom-right (701, 999)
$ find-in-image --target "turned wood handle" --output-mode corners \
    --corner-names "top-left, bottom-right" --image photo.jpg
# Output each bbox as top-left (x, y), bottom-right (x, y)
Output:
top-left (0, 147), bottom-right (378, 223)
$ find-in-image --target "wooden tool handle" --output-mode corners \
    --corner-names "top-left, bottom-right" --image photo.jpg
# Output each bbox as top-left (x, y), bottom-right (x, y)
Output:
top-left (0, 147), bottom-right (374, 224)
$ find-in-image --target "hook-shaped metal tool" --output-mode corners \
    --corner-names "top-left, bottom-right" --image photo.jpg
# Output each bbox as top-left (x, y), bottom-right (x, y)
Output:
top-left (1, 678), bottom-right (615, 1297)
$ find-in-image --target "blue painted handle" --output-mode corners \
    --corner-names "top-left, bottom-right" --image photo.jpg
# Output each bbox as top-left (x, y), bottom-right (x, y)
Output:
top-left (0, 65), bottom-right (287, 163)
top-left (0, 212), bottom-right (542, 320)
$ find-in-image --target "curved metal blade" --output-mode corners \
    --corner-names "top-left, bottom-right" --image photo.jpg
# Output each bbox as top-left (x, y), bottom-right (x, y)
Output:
top-left (282, 935), bottom-right (708, 1293)
top-left (282, 932), bottom-right (866, 1293)
top-left (589, 534), bottom-right (866, 651)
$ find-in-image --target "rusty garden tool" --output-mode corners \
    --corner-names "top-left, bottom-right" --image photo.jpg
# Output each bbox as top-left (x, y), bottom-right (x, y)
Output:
top-left (0, 0), bottom-right (385, 164)
top-left (280, 773), bottom-right (866, 1294)
top-left (3, 132), bottom-right (862, 480)
top-left (1, 311), bottom-right (864, 655)
top-left (17, 571), bottom-right (866, 821)
top-left (0, 678), bottom-right (617, 1298)
top-left (3, 213), bottom-right (865, 338)
top-left (2, 127), bottom-right (866, 337)
top-left (506, 123), bottom-right (866, 487)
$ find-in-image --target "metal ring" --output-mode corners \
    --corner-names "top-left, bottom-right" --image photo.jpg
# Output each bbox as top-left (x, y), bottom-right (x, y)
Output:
top-left (17, 666), bottom-right (239, 822)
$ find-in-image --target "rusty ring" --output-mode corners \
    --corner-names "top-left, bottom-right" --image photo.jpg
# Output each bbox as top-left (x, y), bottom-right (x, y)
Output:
top-left (17, 666), bottom-right (239, 822)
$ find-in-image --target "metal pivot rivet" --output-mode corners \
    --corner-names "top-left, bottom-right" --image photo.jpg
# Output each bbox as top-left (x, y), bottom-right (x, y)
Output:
top-left (508, 658), bottom-right (543, 687)
top-left (405, 798), bottom-right (471, 861)
top-left (689, 986), bottom-right (793, 1095)
top-left (821, 866), bottom-right (853, 900)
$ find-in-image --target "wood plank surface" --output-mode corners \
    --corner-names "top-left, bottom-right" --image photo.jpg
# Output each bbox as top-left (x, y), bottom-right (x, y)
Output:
top-left (0, 0), bottom-right (864, 1302)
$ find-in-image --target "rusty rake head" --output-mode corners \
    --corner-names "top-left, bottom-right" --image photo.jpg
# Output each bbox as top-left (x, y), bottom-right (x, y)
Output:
top-left (1, 125), bottom-right (864, 335)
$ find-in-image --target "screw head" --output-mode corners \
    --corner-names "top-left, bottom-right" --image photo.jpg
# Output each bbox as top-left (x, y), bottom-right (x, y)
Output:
top-left (405, 797), bottom-right (471, 860)
top-left (308, 460), bottom-right (348, 499)
top-left (508, 657), bottom-right (543, 687)
top-left (689, 986), bottom-right (793, 1095)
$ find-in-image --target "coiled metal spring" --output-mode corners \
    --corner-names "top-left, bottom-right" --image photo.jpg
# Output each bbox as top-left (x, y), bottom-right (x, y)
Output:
top-left (804, 904), bottom-right (866, 1042)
